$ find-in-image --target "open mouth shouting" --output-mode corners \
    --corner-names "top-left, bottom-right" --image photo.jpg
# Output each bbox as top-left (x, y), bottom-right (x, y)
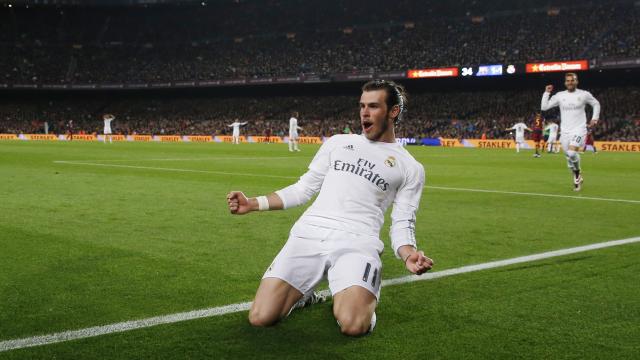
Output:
top-left (362, 119), bottom-right (374, 133)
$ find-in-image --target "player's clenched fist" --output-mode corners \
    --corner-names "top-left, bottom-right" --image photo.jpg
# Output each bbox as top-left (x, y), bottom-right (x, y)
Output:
top-left (227, 191), bottom-right (252, 215)
top-left (404, 251), bottom-right (434, 275)
top-left (545, 85), bottom-right (554, 93)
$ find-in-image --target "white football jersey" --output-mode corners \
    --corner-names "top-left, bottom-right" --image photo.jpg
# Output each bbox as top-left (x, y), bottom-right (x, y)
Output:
top-left (103, 118), bottom-right (113, 132)
top-left (229, 121), bottom-right (246, 136)
top-left (541, 89), bottom-right (600, 134)
top-left (546, 123), bottom-right (559, 136)
top-left (276, 134), bottom-right (425, 256)
top-left (511, 123), bottom-right (527, 138)
top-left (289, 117), bottom-right (301, 136)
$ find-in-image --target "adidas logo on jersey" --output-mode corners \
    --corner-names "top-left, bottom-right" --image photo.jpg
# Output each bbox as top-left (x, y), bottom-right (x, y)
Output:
top-left (343, 144), bottom-right (355, 151)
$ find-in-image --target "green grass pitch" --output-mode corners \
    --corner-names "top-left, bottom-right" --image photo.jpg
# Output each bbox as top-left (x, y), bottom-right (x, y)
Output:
top-left (1, 140), bottom-right (639, 359)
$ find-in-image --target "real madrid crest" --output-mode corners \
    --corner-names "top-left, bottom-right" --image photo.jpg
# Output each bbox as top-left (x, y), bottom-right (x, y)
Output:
top-left (384, 156), bottom-right (396, 167)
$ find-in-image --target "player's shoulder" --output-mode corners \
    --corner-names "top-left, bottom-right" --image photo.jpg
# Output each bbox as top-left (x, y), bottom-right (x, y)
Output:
top-left (392, 145), bottom-right (424, 175)
top-left (322, 133), bottom-right (357, 147)
top-left (577, 88), bottom-right (594, 96)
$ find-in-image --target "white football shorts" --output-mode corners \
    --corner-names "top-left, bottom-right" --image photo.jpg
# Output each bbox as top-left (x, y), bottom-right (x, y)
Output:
top-left (263, 222), bottom-right (383, 300)
top-left (560, 131), bottom-right (587, 152)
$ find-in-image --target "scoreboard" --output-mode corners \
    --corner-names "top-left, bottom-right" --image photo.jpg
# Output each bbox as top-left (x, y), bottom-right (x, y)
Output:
top-left (407, 60), bottom-right (589, 79)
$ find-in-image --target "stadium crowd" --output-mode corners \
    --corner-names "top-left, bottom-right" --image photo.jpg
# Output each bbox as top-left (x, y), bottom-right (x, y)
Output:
top-left (1, 87), bottom-right (638, 141)
top-left (0, 0), bottom-right (638, 84)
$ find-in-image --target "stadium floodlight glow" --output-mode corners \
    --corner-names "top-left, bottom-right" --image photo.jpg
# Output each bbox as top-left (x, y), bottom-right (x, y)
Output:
top-left (526, 60), bottom-right (589, 73)
top-left (8, 4), bottom-right (12, 7)
top-left (407, 67), bottom-right (459, 78)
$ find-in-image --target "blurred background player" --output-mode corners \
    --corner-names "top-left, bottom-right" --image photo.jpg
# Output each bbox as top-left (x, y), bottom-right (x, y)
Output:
top-left (66, 119), bottom-right (74, 141)
top-left (227, 118), bottom-right (248, 145)
top-left (531, 113), bottom-right (545, 158)
top-left (506, 121), bottom-right (531, 153)
top-left (545, 121), bottom-right (560, 153)
top-left (264, 125), bottom-right (272, 144)
top-left (541, 72), bottom-right (601, 191)
top-left (103, 114), bottom-right (115, 144)
top-left (584, 129), bottom-right (598, 154)
top-left (288, 111), bottom-right (303, 152)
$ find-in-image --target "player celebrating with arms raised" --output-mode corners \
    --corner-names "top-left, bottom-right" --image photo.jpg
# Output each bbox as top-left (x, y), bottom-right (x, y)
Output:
top-left (541, 73), bottom-right (600, 191)
top-left (226, 80), bottom-right (433, 336)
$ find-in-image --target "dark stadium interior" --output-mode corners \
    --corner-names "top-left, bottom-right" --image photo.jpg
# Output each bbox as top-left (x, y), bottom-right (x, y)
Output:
top-left (0, 0), bottom-right (638, 140)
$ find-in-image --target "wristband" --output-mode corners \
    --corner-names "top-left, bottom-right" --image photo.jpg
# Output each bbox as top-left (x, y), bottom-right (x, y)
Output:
top-left (256, 196), bottom-right (270, 211)
top-left (402, 253), bottom-right (412, 263)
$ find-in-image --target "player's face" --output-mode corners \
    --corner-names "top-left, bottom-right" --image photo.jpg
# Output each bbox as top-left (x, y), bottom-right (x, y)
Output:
top-left (360, 90), bottom-right (395, 141)
top-left (565, 75), bottom-right (578, 91)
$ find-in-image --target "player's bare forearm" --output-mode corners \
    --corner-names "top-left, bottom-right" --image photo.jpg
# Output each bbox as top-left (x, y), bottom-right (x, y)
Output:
top-left (398, 245), bottom-right (433, 275)
top-left (226, 191), bottom-right (284, 215)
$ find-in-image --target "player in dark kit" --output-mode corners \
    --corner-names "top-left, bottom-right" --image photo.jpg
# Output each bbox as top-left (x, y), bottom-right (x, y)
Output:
top-left (264, 127), bottom-right (272, 143)
top-left (531, 113), bottom-right (545, 158)
top-left (584, 130), bottom-right (597, 154)
top-left (66, 119), bottom-right (74, 141)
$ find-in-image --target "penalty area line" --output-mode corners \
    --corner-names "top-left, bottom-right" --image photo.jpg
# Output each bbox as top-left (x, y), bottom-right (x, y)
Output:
top-left (52, 161), bottom-right (297, 180)
top-left (425, 185), bottom-right (640, 204)
top-left (1, 236), bottom-right (639, 353)
top-left (53, 161), bottom-right (640, 204)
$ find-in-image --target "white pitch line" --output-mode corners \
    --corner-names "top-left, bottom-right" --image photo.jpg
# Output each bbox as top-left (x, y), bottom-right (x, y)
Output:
top-left (425, 185), bottom-right (640, 204)
top-left (58, 156), bottom-right (301, 162)
top-left (54, 161), bottom-right (640, 205)
top-left (53, 161), bottom-right (298, 180)
top-left (1, 236), bottom-right (639, 353)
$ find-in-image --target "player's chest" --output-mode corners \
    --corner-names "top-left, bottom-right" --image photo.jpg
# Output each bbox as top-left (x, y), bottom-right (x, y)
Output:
top-left (328, 145), bottom-right (404, 192)
top-left (559, 95), bottom-right (585, 108)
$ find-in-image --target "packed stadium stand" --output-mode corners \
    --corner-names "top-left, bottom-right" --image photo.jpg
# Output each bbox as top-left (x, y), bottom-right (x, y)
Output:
top-left (0, 0), bottom-right (638, 140)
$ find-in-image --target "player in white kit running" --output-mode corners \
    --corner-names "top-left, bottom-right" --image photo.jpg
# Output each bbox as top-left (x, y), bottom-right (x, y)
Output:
top-left (227, 119), bottom-right (248, 144)
top-left (541, 73), bottom-right (600, 191)
top-left (103, 114), bottom-right (115, 144)
top-left (288, 112), bottom-right (303, 152)
top-left (226, 80), bottom-right (433, 336)
top-left (545, 122), bottom-right (560, 153)
top-left (506, 122), bottom-right (531, 153)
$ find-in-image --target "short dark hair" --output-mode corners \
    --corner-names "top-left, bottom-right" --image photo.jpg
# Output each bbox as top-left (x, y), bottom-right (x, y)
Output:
top-left (362, 79), bottom-right (408, 122)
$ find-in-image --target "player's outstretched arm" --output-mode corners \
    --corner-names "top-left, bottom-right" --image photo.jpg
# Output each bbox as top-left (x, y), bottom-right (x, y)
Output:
top-left (226, 191), bottom-right (284, 215)
top-left (398, 245), bottom-right (433, 275)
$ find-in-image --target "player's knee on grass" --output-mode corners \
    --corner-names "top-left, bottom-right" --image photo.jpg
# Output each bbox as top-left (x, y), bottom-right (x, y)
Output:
top-left (334, 310), bottom-right (373, 336)
top-left (333, 289), bottom-right (376, 336)
top-left (248, 304), bottom-right (282, 327)
top-left (248, 278), bottom-right (304, 327)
